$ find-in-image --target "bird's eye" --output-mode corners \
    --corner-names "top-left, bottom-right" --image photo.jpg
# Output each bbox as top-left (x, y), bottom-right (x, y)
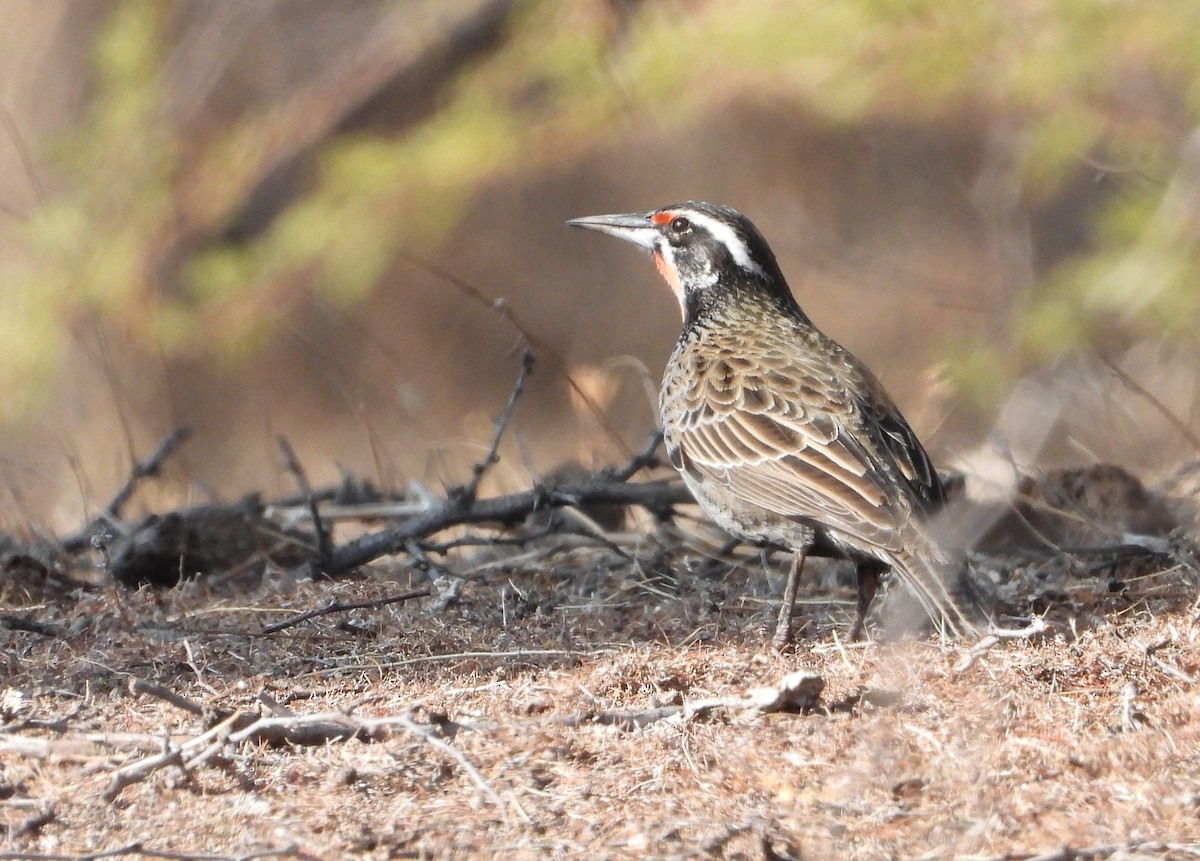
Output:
top-left (669, 216), bottom-right (691, 233)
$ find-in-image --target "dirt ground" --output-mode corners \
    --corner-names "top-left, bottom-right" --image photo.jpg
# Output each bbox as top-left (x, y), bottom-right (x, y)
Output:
top-left (3, 481), bottom-right (1200, 861)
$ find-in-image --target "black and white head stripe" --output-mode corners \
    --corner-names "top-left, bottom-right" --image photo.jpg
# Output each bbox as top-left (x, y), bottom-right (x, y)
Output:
top-left (658, 203), bottom-right (766, 278)
top-left (566, 201), bottom-right (785, 300)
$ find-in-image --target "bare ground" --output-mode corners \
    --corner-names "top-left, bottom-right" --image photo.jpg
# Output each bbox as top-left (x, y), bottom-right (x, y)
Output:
top-left (2, 505), bottom-right (1200, 860)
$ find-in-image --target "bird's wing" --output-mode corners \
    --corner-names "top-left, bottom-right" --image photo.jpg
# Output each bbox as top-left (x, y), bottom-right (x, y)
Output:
top-left (663, 348), bottom-right (934, 550)
top-left (864, 382), bottom-right (945, 512)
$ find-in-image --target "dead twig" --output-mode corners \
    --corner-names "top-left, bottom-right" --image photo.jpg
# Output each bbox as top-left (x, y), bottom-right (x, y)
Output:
top-left (400, 254), bottom-right (632, 459)
top-left (0, 615), bottom-right (61, 638)
top-left (555, 671), bottom-right (825, 731)
top-left (326, 478), bottom-right (691, 576)
top-left (453, 348), bottom-right (534, 507)
top-left (60, 426), bottom-right (194, 553)
top-left (955, 617), bottom-right (1049, 673)
top-left (276, 436), bottom-right (332, 568)
top-left (604, 430), bottom-right (664, 482)
top-left (258, 588), bottom-right (430, 635)
top-left (128, 679), bottom-right (206, 717)
top-left (392, 711), bottom-right (511, 820)
top-left (405, 541), bottom-right (464, 611)
top-left (1145, 638), bottom-right (1197, 685)
top-left (101, 702), bottom-right (510, 808)
top-left (1100, 355), bottom-right (1200, 454)
top-left (102, 741), bottom-right (187, 803)
top-left (103, 427), bottom-right (194, 522)
top-left (8, 804), bottom-right (56, 840)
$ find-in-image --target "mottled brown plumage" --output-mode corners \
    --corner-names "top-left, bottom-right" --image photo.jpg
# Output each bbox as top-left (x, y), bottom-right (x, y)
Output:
top-left (569, 201), bottom-right (978, 644)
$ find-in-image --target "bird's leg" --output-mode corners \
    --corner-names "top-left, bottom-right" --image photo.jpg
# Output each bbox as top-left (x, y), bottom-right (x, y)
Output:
top-left (848, 560), bottom-right (885, 642)
top-left (773, 547), bottom-right (809, 649)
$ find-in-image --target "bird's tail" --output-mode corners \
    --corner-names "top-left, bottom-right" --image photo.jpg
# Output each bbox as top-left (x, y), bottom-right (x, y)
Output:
top-left (882, 541), bottom-right (982, 640)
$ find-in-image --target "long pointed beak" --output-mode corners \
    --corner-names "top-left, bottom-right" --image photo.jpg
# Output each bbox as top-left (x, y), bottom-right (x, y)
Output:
top-left (566, 211), bottom-right (658, 251)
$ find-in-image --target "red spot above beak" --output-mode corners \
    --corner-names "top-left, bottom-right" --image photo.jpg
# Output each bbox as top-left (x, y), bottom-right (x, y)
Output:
top-left (651, 211), bottom-right (674, 225)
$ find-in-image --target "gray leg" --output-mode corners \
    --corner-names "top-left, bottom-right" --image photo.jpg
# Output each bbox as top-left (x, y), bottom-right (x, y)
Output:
top-left (773, 548), bottom-right (809, 648)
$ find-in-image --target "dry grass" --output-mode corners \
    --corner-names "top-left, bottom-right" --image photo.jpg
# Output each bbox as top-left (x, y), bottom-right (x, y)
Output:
top-left (2, 517), bottom-right (1199, 860)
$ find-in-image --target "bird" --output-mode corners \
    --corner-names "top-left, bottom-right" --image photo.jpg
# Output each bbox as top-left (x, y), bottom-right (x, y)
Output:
top-left (567, 201), bottom-right (979, 646)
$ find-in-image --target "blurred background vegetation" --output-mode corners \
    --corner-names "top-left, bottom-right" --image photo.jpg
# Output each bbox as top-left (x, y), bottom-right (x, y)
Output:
top-left (0, 0), bottom-right (1198, 528)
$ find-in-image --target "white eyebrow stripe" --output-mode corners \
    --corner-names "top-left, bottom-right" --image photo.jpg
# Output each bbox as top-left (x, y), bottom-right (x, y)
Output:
top-left (681, 210), bottom-right (765, 276)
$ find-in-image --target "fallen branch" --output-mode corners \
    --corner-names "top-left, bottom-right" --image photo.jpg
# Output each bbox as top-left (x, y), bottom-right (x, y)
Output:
top-left (604, 430), bottom-right (665, 482)
top-left (100, 699), bottom-right (506, 809)
top-left (324, 478), bottom-right (692, 575)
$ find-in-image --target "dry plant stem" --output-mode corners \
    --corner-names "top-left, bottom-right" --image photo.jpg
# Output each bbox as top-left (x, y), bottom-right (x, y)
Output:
top-left (105, 427), bottom-right (194, 520)
top-left (455, 348), bottom-right (534, 506)
top-left (604, 430), bottom-right (665, 481)
top-left (276, 435), bottom-right (332, 567)
top-left (128, 679), bottom-right (205, 717)
top-left (60, 426), bottom-right (194, 553)
top-left (400, 252), bottom-right (632, 458)
top-left (258, 587), bottom-right (430, 635)
top-left (405, 541), bottom-right (463, 611)
top-left (392, 712), bottom-right (511, 820)
top-left (1145, 638), bottom-right (1198, 685)
top-left (1100, 354), bottom-right (1200, 453)
top-left (9, 804), bottom-right (56, 840)
top-left (955, 617), bottom-right (1049, 673)
top-left (103, 702), bottom-right (509, 814)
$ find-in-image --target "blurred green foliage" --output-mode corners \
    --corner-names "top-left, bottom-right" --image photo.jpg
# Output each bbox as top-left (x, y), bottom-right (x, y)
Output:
top-left (7, 0), bottom-right (1200, 409)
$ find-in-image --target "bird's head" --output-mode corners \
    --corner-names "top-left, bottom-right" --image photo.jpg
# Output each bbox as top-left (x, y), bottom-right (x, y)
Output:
top-left (568, 201), bottom-right (789, 320)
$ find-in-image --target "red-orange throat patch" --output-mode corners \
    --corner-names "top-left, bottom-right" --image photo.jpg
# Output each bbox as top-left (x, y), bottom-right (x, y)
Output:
top-left (654, 250), bottom-right (686, 315)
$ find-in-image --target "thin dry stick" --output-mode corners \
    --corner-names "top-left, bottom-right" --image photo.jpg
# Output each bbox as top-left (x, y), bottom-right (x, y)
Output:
top-left (258, 588), bottom-right (430, 635)
top-left (276, 435), bottom-right (332, 565)
top-left (60, 426), bottom-right (194, 553)
top-left (102, 743), bottom-right (186, 803)
top-left (315, 647), bottom-right (612, 676)
top-left (605, 430), bottom-right (664, 482)
top-left (399, 252), bottom-right (632, 458)
top-left (456, 348), bottom-right (534, 506)
top-left (1145, 638), bottom-right (1198, 685)
top-left (393, 712), bottom-right (510, 819)
top-left (326, 477), bottom-right (691, 575)
top-left (405, 540), bottom-right (463, 610)
top-left (0, 105), bottom-right (47, 209)
top-left (955, 617), bottom-right (1048, 673)
top-left (0, 615), bottom-right (61, 638)
top-left (1100, 354), bottom-right (1200, 454)
top-left (128, 678), bottom-right (205, 717)
top-left (105, 425), bottom-right (194, 518)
